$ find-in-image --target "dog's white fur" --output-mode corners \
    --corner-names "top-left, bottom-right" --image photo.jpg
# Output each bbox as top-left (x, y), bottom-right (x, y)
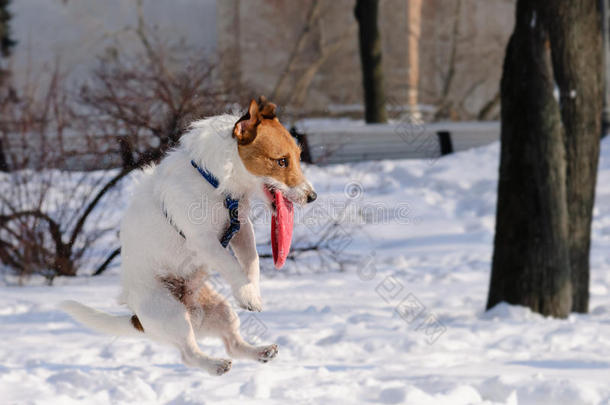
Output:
top-left (61, 114), bottom-right (292, 375)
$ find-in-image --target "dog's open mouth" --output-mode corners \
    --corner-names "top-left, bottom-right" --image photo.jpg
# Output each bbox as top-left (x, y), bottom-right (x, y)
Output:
top-left (263, 185), bottom-right (293, 269)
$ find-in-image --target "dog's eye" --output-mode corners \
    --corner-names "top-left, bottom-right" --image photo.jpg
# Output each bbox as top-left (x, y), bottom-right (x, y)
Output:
top-left (277, 158), bottom-right (288, 168)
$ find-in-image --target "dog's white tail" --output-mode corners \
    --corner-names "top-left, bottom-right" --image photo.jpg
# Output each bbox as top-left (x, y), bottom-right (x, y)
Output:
top-left (59, 300), bottom-right (144, 337)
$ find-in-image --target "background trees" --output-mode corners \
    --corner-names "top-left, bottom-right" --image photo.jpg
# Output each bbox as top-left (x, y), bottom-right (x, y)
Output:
top-left (487, 0), bottom-right (602, 317)
top-left (354, 0), bottom-right (387, 123)
top-left (0, 0), bottom-right (15, 172)
top-left (0, 0), bottom-right (15, 59)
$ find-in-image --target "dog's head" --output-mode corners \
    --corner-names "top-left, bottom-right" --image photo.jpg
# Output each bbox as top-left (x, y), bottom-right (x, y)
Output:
top-left (233, 97), bottom-right (316, 205)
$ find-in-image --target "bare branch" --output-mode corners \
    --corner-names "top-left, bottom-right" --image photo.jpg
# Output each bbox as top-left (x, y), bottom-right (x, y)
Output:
top-left (67, 168), bottom-right (130, 249)
top-left (92, 247), bottom-right (121, 276)
top-left (270, 0), bottom-right (321, 103)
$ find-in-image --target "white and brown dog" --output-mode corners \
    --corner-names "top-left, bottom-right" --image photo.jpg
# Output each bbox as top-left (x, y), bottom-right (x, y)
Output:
top-left (61, 97), bottom-right (316, 375)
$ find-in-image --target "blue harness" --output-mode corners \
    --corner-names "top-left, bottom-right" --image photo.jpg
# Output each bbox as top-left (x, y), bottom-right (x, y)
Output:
top-left (190, 160), bottom-right (240, 248)
top-left (163, 161), bottom-right (240, 248)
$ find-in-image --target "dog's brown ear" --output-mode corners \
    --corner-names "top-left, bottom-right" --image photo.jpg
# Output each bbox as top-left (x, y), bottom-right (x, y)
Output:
top-left (233, 99), bottom-right (260, 145)
top-left (257, 95), bottom-right (277, 119)
top-left (259, 101), bottom-right (277, 119)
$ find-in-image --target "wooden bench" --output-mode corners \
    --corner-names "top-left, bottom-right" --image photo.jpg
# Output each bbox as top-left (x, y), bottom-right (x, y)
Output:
top-left (293, 120), bottom-right (500, 164)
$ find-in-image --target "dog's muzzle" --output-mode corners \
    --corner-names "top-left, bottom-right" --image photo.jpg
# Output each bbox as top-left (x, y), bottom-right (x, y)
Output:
top-left (306, 190), bottom-right (317, 203)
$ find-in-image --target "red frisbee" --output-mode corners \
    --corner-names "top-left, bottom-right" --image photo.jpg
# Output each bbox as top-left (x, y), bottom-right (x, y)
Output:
top-left (270, 189), bottom-right (293, 269)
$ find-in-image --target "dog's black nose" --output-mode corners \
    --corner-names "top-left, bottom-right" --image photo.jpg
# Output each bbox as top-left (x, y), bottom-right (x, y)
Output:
top-left (307, 191), bottom-right (317, 203)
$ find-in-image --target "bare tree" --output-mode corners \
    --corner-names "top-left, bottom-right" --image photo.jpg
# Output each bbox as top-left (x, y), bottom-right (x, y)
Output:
top-left (419, 0), bottom-right (503, 122)
top-left (0, 0), bottom-right (16, 171)
top-left (80, 7), bottom-right (224, 170)
top-left (487, 0), bottom-right (602, 317)
top-left (0, 0), bottom-right (15, 59)
top-left (546, 1), bottom-right (604, 313)
top-left (406, 0), bottom-right (422, 117)
top-left (432, 0), bottom-right (463, 121)
top-left (354, 0), bottom-right (388, 123)
top-left (0, 71), bottom-right (122, 282)
top-left (269, 0), bottom-right (356, 115)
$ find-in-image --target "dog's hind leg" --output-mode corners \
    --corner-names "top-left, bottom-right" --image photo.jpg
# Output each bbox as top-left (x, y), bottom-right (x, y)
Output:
top-left (133, 285), bottom-right (232, 375)
top-left (223, 327), bottom-right (279, 363)
top-left (192, 283), bottom-right (278, 363)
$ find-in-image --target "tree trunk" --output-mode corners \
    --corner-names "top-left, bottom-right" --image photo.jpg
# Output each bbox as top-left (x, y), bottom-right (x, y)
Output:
top-left (602, 0), bottom-right (610, 139)
top-left (0, 0), bottom-right (16, 57)
top-left (406, 0), bottom-right (422, 117)
top-left (0, 139), bottom-right (8, 172)
top-left (546, 1), bottom-right (603, 313)
top-left (354, 0), bottom-right (388, 123)
top-left (487, 0), bottom-right (572, 318)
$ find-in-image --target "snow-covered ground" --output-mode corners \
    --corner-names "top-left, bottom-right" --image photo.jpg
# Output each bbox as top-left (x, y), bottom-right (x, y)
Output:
top-left (2, 138), bottom-right (610, 405)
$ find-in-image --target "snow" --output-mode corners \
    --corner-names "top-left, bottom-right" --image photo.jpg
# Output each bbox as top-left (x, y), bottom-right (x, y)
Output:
top-left (2, 138), bottom-right (610, 404)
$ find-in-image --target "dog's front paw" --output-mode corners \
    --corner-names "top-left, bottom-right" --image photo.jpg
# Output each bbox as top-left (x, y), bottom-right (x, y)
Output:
top-left (233, 282), bottom-right (262, 312)
top-left (257, 344), bottom-right (278, 363)
top-left (209, 358), bottom-right (232, 376)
